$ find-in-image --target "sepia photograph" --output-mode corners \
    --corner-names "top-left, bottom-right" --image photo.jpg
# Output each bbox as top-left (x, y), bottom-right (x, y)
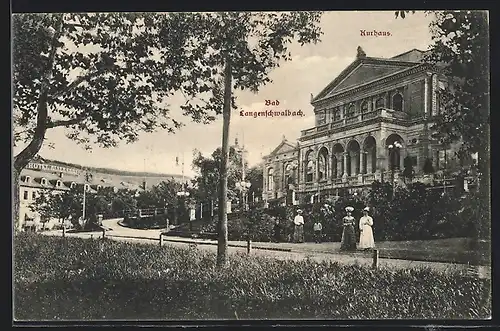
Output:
top-left (11, 10), bottom-right (491, 322)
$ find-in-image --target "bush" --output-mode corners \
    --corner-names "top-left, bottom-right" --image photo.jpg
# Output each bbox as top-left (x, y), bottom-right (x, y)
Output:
top-left (14, 234), bottom-right (491, 320)
top-left (194, 182), bottom-right (488, 243)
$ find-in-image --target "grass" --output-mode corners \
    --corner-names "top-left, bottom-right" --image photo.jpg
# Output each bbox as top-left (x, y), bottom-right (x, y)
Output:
top-left (14, 233), bottom-right (491, 321)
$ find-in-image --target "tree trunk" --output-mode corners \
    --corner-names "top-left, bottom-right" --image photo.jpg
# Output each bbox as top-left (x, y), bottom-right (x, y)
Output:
top-left (13, 168), bottom-right (21, 232)
top-left (217, 57), bottom-right (232, 268)
top-left (13, 15), bottom-right (64, 230)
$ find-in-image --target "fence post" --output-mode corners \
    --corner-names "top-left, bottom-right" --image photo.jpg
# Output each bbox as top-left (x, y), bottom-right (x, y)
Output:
top-left (159, 233), bottom-right (164, 247)
top-left (62, 226), bottom-right (66, 238)
top-left (372, 249), bottom-right (379, 269)
top-left (247, 237), bottom-right (251, 254)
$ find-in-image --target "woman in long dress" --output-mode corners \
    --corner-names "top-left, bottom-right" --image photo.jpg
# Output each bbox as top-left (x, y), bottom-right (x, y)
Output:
top-left (340, 206), bottom-right (357, 251)
top-left (359, 207), bottom-right (375, 250)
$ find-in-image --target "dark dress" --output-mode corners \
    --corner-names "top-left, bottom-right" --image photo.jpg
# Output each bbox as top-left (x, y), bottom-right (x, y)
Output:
top-left (273, 223), bottom-right (281, 242)
top-left (340, 216), bottom-right (357, 251)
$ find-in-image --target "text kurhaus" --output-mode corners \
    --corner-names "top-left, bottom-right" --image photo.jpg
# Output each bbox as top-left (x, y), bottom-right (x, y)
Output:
top-left (240, 109), bottom-right (304, 118)
top-left (360, 30), bottom-right (392, 37)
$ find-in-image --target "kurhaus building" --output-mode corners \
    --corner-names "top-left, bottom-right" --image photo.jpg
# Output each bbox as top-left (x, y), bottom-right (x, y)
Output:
top-left (262, 47), bottom-right (467, 205)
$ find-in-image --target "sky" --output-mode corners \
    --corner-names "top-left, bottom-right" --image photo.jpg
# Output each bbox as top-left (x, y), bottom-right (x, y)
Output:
top-left (13, 11), bottom-right (434, 178)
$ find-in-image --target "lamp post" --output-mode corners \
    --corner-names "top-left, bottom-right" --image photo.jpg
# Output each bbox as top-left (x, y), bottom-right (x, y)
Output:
top-left (236, 132), bottom-right (252, 210)
top-left (287, 162), bottom-right (298, 205)
top-left (442, 142), bottom-right (448, 196)
top-left (176, 190), bottom-right (191, 229)
top-left (82, 170), bottom-right (93, 225)
top-left (236, 181), bottom-right (252, 211)
top-left (388, 141), bottom-right (402, 198)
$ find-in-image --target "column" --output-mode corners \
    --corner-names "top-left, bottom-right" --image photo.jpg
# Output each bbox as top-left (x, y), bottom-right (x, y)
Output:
top-left (337, 154), bottom-right (343, 178)
top-left (329, 154), bottom-right (335, 181)
top-left (360, 151), bottom-right (365, 174)
top-left (431, 74), bottom-right (438, 116)
top-left (424, 76), bottom-right (429, 117)
top-left (351, 152), bottom-right (358, 175)
top-left (302, 160), bottom-right (307, 182)
top-left (358, 151), bottom-right (364, 183)
top-left (343, 152), bottom-right (348, 178)
top-left (366, 150), bottom-right (372, 173)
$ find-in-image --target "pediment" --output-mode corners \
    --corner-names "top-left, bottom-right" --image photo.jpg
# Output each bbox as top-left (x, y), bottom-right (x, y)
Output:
top-left (329, 63), bottom-right (410, 94)
top-left (269, 141), bottom-right (297, 156)
top-left (313, 58), bottom-right (419, 102)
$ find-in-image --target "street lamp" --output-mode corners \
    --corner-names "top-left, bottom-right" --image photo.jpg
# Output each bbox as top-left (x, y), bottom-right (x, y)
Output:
top-left (236, 181), bottom-right (252, 210)
top-left (388, 141), bottom-right (402, 198)
top-left (176, 189), bottom-right (191, 229)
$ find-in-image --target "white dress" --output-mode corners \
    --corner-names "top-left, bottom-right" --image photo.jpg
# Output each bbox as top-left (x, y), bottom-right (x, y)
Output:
top-left (358, 216), bottom-right (375, 249)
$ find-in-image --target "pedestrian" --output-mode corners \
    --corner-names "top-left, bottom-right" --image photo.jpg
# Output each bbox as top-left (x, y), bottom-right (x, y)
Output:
top-left (293, 209), bottom-right (305, 243)
top-left (272, 217), bottom-right (281, 243)
top-left (358, 207), bottom-right (375, 250)
top-left (340, 206), bottom-right (357, 251)
top-left (313, 219), bottom-right (323, 243)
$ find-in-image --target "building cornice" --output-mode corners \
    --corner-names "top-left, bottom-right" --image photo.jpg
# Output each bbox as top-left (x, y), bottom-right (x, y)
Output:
top-left (312, 64), bottom-right (441, 108)
top-left (298, 116), bottom-right (428, 142)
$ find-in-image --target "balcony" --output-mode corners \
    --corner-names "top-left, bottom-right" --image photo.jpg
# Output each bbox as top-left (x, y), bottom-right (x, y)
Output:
top-left (301, 108), bottom-right (409, 138)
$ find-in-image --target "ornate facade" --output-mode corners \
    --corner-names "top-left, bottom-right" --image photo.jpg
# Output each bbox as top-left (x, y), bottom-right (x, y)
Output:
top-left (262, 48), bottom-right (464, 204)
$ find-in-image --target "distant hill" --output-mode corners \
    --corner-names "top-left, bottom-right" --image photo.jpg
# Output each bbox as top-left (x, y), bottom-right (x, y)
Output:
top-left (36, 155), bottom-right (188, 179)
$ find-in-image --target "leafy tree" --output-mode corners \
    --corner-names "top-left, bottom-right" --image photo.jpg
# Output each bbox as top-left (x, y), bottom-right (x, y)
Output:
top-left (403, 156), bottom-right (415, 182)
top-left (12, 13), bottom-right (225, 229)
top-left (423, 158), bottom-right (435, 174)
top-left (396, 11), bottom-right (489, 202)
top-left (191, 146), bottom-right (243, 203)
top-left (246, 165), bottom-right (264, 204)
top-left (30, 187), bottom-right (82, 229)
top-left (156, 12), bottom-right (323, 266)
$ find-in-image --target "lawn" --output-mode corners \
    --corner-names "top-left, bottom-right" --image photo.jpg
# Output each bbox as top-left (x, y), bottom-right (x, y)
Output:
top-left (14, 233), bottom-right (491, 320)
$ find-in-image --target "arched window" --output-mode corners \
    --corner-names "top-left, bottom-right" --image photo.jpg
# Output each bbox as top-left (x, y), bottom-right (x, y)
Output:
top-left (375, 97), bottom-right (385, 109)
top-left (70, 182), bottom-right (76, 189)
top-left (25, 176), bottom-right (31, 183)
top-left (56, 180), bottom-right (62, 187)
top-left (346, 104), bottom-right (356, 117)
top-left (392, 93), bottom-right (403, 112)
top-left (318, 153), bottom-right (327, 180)
top-left (306, 160), bottom-right (314, 182)
top-left (267, 168), bottom-right (274, 191)
top-left (333, 108), bottom-right (341, 121)
top-left (41, 178), bottom-right (47, 185)
top-left (284, 163), bottom-right (294, 187)
top-left (97, 185), bottom-right (102, 190)
top-left (84, 184), bottom-right (90, 192)
top-left (360, 101), bottom-right (368, 113)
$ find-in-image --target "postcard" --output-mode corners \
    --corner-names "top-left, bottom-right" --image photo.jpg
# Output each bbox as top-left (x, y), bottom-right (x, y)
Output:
top-left (12, 10), bottom-right (491, 323)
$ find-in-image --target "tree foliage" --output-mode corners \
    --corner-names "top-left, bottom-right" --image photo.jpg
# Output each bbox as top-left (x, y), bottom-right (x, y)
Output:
top-left (12, 13), bottom-right (223, 151)
top-left (191, 146), bottom-right (244, 203)
top-left (396, 10), bottom-right (489, 196)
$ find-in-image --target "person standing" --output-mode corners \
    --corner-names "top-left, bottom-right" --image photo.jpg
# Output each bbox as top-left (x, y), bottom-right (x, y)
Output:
top-left (272, 217), bottom-right (281, 243)
top-left (340, 206), bottom-right (357, 251)
top-left (313, 220), bottom-right (323, 243)
top-left (358, 207), bottom-right (375, 250)
top-left (293, 209), bottom-right (305, 243)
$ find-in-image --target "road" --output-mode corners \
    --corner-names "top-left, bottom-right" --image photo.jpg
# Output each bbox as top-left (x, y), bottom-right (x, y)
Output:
top-left (40, 218), bottom-right (491, 279)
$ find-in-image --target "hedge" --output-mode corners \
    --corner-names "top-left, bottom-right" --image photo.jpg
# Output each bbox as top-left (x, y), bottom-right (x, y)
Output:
top-left (14, 233), bottom-right (490, 320)
top-left (196, 182), bottom-right (490, 243)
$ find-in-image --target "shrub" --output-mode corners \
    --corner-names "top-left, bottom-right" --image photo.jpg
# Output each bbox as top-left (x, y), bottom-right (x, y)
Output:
top-left (14, 234), bottom-right (491, 320)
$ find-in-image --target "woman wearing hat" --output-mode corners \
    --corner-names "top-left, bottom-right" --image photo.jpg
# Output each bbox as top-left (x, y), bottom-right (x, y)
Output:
top-left (340, 206), bottom-right (357, 251)
top-left (358, 207), bottom-right (375, 250)
top-left (293, 209), bottom-right (305, 243)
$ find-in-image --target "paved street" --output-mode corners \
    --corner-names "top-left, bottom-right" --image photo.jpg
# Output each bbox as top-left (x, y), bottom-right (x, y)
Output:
top-left (40, 218), bottom-right (491, 279)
